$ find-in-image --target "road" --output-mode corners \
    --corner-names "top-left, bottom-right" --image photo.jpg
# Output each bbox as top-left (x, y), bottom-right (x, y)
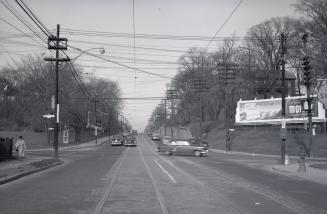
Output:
top-left (0, 135), bottom-right (326, 214)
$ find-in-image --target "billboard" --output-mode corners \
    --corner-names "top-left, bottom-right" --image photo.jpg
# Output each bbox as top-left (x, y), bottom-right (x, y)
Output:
top-left (317, 79), bottom-right (327, 109)
top-left (235, 95), bottom-right (326, 125)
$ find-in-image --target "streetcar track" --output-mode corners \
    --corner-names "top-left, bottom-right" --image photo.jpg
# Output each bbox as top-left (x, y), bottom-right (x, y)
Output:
top-left (137, 140), bottom-right (170, 214)
top-left (93, 148), bottom-right (128, 214)
top-left (141, 135), bottom-right (243, 214)
top-left (93, 137), bottom-right (169, 214)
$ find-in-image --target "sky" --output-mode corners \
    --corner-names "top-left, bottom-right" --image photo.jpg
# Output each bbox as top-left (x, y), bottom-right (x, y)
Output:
top-left (0, 0), bottom-right (299, 131)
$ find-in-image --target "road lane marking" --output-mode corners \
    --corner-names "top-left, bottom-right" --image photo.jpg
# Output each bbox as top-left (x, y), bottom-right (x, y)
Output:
top-left (93, 148), bottom-right (128, 214)
top-left (154, 160), bottom-right (177, 184)
top-left (138, 142), bottom-right (169, 214)
top-left (141, 135), bottom-right (205, 186)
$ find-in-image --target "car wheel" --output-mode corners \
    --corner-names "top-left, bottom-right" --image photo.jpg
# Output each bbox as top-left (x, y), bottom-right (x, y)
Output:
top-left (194, 150), bottom-right (201, 157)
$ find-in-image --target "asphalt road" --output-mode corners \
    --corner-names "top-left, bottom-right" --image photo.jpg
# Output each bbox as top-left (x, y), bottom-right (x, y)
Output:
top-left (0, 135), bottom-right (326, 214)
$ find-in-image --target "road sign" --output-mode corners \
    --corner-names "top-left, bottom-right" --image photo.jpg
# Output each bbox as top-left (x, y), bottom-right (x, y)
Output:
top-left (43, 114), bottom-right (55, 119)
top-left (63, 130), bottom-right (69, 144)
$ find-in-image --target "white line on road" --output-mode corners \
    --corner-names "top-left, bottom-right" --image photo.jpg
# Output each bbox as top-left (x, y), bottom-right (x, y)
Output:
top-left (138, 143), bottom-right (169, 214)
top-left (141, 135), bottom-right (204, 186)
top-left (154, 160), bottom-right (177, 184)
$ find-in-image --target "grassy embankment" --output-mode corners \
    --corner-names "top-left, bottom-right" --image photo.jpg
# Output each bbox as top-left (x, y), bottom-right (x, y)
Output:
top-left (188, 122), bottom-right (327, 158)
top-left (0, 131), bottom-right (98, 150)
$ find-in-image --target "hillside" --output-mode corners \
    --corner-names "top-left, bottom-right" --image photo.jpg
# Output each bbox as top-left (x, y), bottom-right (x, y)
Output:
top-left (187, 122), bottom-right (327, 158)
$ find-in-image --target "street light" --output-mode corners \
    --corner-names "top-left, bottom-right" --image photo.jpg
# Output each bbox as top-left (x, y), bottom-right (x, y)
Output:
top-left (70, 47), bottom-right (105, 60)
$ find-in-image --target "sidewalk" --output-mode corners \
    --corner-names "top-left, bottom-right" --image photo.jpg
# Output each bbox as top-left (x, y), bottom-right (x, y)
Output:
top-left (210, 148), bottom-right (327, 161)
top-left (271, 162), bottom-right (327, 186)
top-left (0, 137), bottom-right (109, 185)
top-left (210, 148), bottom-right (327, 186)
top-left (27, 136), bottom-right (109, 152)
top-left (0, 155), bottom-right (63, 185)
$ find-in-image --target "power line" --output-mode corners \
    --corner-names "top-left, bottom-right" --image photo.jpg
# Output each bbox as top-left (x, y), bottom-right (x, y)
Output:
top-left (61, 28), bottom-right (259, 42)
top-left (205, 0), bottom-right (244, 49)
top-left (1, 1), bottom-right (48, 45)
top-left (15, 0), bottom-right (51, 37)
top-left (68, 45), bottom-right (173, 79)
top-left (0, 17), bottom-right (46, 48)
top-left (73, 96), bottom-right (165, 100)
top-left (16, 0), bottom-right (52, 35)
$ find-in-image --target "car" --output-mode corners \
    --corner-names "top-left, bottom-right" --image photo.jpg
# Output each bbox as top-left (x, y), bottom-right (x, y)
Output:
top-left (157, 138), bottom-right (208, 157)
top-left (110, 135), bottom-right (123, 146)
top-left (161, 136), bottom-right (172, 145)
top-left (123, 135), bottom-right (137, 147)
top-left (152, 132), bottom-right (160, 140)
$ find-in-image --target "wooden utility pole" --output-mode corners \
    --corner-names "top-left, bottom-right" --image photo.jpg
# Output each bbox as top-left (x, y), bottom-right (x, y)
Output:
top-left (44, 24), bottom-right (69, 158)
top-left (91, 97), bottom-right (99, 144)
top-left (280, 32), bottom-right (287, 165)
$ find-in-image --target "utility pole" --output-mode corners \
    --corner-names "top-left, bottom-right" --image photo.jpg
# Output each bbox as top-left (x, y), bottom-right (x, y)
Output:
top-left (91, 97), bottom-right (99, 144)
top-left (167, 89), bottom-right (177, 138)
top-left (280, 32), bottom-right (287, 165)
top-left (217, 64), bottom-right (236, 152)
top-left (161, 99), bottom-right (167, 136)
top-left (108, 107), bottom-right (111, 139)
top-left (120, 115), bottom-right (123, 133)
top-left (191, 77), bottom-right (207, 136)
top-left (302, 33), bottom-right (313, 157)
top-left (44, 24), bottom-right (69, 159)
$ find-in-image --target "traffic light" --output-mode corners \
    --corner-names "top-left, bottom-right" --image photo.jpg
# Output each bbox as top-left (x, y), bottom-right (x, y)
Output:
top-left (302, 56), bottom-right (311, 86)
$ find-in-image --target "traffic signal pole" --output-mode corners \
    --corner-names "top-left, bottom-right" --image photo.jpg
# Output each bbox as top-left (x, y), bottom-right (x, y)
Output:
top-left (302, 33), bottom-right (313, 157)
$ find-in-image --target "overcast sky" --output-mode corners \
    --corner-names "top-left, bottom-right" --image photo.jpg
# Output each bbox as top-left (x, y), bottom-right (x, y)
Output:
top-left (0, 0), bottom-right (299, 131)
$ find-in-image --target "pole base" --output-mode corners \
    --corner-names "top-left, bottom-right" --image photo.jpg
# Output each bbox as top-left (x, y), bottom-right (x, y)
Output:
top-left (298, 158), bottom-right (307, 172)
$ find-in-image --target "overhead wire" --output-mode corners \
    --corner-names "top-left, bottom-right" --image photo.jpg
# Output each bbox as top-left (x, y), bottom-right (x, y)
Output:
top-left (0, 17), bottom-right (46, 48)
top-left (0, 1), bottom-right (48, 46)
top-left (2, 2), bottom-right (91, 98)
top-left (61, 28), bottom-right (262, 42)
top-left (17, 0), bottom-right (52, 35)
top-left (205, 0), bottom-right (244, 49)
top-left (68, 45), bottom-right (173, 79)
top-left (15, 0), bottom-right (51, 37)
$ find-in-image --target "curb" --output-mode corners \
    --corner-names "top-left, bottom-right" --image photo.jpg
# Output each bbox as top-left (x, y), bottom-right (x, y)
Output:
top-left (0, 159), bottom-right (64, 185)
top-left (271, 166), bottom-right (293, 173)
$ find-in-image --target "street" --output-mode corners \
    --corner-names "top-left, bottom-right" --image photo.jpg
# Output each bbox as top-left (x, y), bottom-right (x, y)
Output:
top-left (1, 135), bottom-right (326, 214)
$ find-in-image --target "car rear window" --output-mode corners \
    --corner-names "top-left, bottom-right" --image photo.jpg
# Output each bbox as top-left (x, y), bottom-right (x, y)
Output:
top-left (170, 141), bottom-right (190, 146)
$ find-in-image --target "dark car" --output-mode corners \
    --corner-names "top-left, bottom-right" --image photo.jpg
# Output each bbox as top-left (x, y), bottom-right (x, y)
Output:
top-left (123, 135), bottom-right (137, 147)
top-left (152, 132), bottom-right (160, 141)
top-left (157, 138), bottom-right (208, 157)
top-left (110, 135), bottom-right (123, 146)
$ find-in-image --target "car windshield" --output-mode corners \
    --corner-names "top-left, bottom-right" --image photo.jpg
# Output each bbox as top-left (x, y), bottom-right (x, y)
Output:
top-left (170, 141), bottom-right (190, 146)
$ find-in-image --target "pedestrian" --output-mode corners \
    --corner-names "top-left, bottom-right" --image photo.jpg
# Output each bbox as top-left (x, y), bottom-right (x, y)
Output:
top-left (15, 136), bottom-right (27, 161)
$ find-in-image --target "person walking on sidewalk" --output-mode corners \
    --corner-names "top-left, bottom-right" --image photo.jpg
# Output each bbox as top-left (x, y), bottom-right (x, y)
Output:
top-left (15, 136), bottom-right (27, 161)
